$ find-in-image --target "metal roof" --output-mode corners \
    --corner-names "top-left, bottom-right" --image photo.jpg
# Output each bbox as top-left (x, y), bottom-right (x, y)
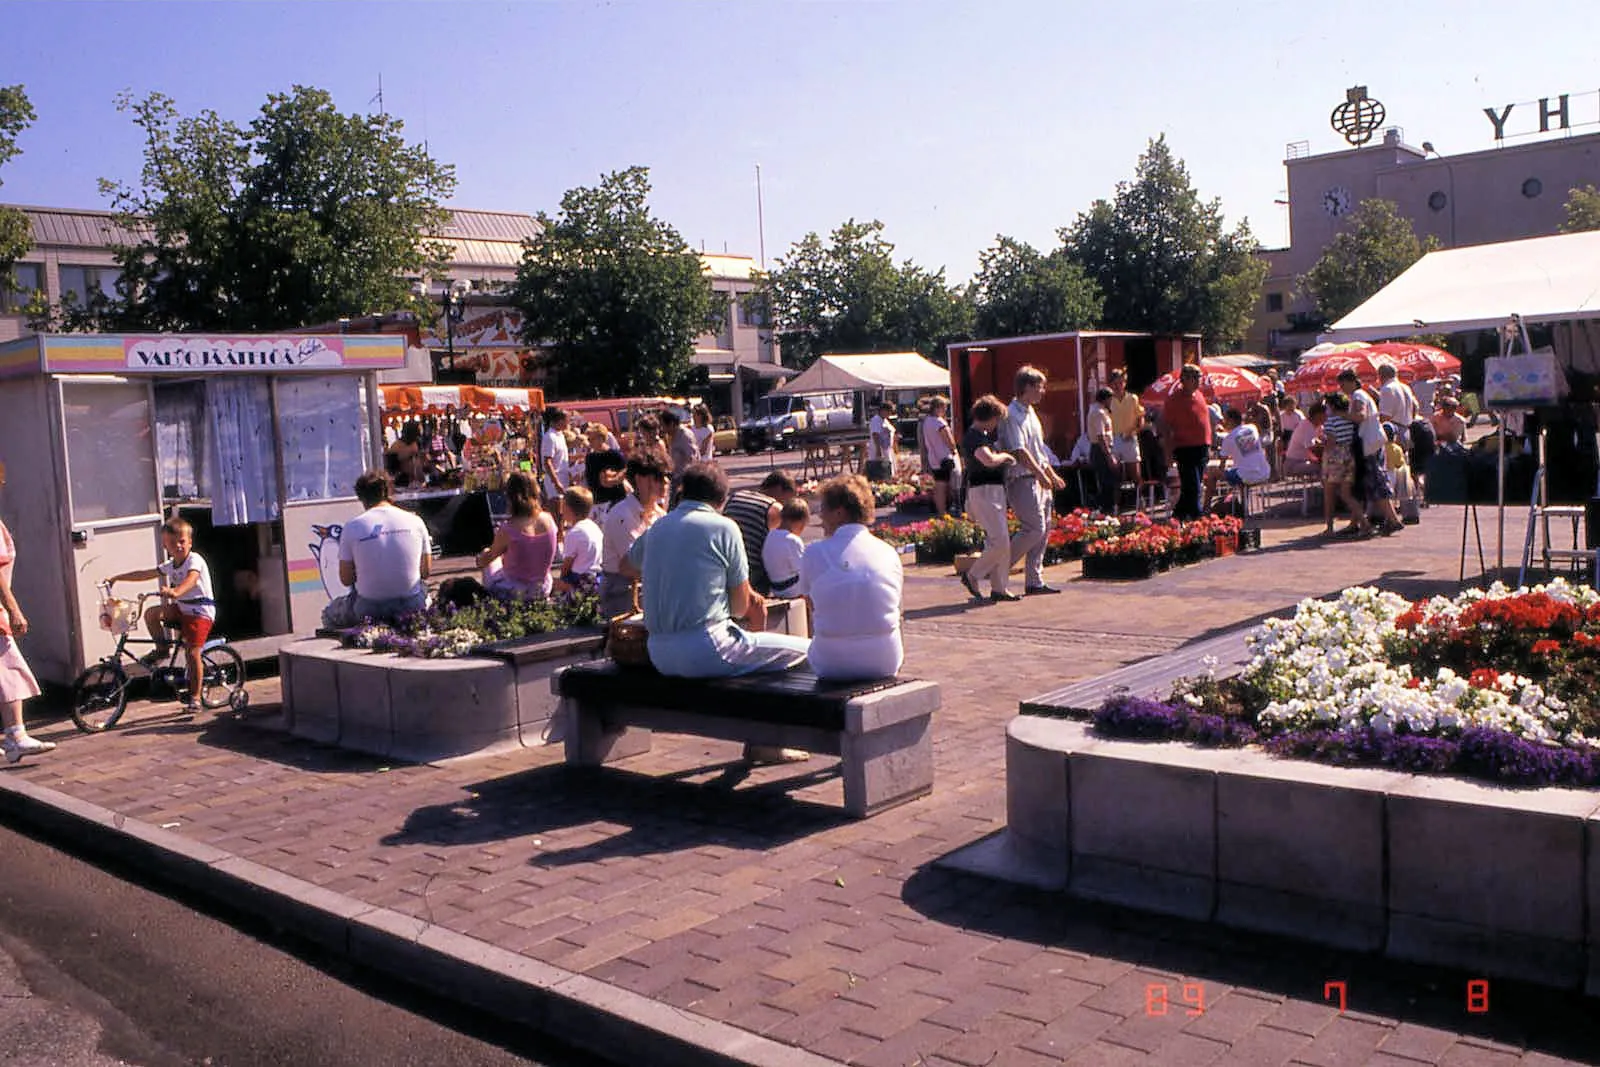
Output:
top-left (431, 208), bottom-right (542, 242)
top-left (13, 206), bottom-right (151, 248)
top-left (440, 237), bottom-right (527, 271)
top-left (701, 254), bottom-right (760, 281)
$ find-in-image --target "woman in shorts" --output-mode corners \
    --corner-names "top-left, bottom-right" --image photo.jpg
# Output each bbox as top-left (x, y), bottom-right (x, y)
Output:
top-left (920, 396), bottom-right (961, 515)
top-left (1320, 393), bottom-right (1371, 538)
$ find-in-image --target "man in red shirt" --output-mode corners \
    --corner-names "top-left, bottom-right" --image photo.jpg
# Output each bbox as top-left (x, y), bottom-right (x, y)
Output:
top-left (1161, 363), bottom-right (1213, 520)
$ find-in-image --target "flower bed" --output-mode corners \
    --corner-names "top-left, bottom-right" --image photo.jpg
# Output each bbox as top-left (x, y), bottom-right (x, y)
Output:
top-left (1086, 580), bottom-right (1600, 788)
top-left (1079, 514), bottom-right (1243, 578)
top-left (342, 594), bottom-right (601, 659)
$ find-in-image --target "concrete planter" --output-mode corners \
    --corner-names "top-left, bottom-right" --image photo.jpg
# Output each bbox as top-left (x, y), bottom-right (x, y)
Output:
top-left (989, 715), bottom-right (1600, 994)
top-left (279, 628), bottom-right (606, 763)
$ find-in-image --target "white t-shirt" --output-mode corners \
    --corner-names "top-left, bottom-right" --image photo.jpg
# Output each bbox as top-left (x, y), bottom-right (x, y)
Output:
top-left (867, 415), bottom-right (891, 461)
top-left (692, 424), bottom-right (716, 462)
top-left (338, 504), bottom-right (430, 601)
top-left (158, 552), bottom-right (217, 621)
top-left (1378, 379), bottom-right (1418, 428)
top-left (600, 494), bottom-right (658, 574)
top-left (562, 518), bottom-right (603, 577)
top-left (921, 416), bottom-right (955, 468)
top-left (540, 429), bottom-right (569, 498)
top-left (1352, 388), bottom-right (1386, 456)
top-left (1087, 404), bottom-right (1113, 447)
top-left (1220, 424), bottom-right (1272, 484)
top-left (794, 524), bottom-right (903, 681)
top-left (1279, 409), bottom-right (1304, 436)
top-left (762, 528), bottom-right (806, 594)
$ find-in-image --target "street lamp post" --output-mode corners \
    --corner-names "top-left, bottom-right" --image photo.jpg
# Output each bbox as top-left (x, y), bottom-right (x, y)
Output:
top-left (442, 282), bottom-right (467, 371)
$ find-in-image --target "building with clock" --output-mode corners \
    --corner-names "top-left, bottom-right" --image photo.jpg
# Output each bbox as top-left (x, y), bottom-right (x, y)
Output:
top-left (1252, 124), bottom-right (1600, 358)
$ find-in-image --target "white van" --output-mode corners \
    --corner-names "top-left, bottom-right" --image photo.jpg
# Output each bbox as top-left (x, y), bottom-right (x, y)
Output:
top-left (739, 391), bottom-right (855, 452)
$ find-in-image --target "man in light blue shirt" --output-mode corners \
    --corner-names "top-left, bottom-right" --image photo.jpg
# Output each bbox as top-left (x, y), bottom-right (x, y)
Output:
top-left (622, 463), bottom-right (809, 678)
top-left (998, 365), bottom-right (1066, 595)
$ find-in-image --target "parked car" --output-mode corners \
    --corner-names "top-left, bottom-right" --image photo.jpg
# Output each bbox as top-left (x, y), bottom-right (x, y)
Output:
top-left (713, 415), bottom-right (739, 455)
top-left (738, 391), bottom-right (856, 452)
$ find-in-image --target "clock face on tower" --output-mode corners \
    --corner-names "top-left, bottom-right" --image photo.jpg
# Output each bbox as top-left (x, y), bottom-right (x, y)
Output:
top-left (1323, 186), bottom-right (1352, 217)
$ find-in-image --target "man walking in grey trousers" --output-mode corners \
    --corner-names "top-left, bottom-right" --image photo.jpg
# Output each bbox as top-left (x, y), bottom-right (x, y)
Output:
top-left (999, 365), bottom-right (1066, 595)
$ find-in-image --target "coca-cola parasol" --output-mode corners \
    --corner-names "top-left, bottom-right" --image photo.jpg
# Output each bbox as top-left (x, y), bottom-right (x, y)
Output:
top-left (1362, 341), bottom-right (1461, 381)
top-left (1142, 359), bottom-right (1268, 411)
top-left (1287, 350), bottom-right (1404, 393)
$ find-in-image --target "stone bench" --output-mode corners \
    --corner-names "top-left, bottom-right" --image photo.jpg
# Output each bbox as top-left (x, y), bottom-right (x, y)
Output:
top-left (552, 662), bottom-right (938, 818)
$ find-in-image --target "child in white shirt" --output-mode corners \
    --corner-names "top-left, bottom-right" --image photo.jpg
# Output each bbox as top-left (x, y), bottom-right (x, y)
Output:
top-left (556, 487), bottom-right (603, 597)
top-left (762, 498), bottom-right (810, 597)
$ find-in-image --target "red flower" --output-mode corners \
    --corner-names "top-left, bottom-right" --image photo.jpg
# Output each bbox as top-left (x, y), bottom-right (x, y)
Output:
top-left (1395, 605), bottom-right (1426, 631)
top-left (1532, 638), bottom-right (1562, 655)
top-left (1404, 676), bottom-right (1424, 689)
top-left (1468, 667), bottom-right (1502, 690)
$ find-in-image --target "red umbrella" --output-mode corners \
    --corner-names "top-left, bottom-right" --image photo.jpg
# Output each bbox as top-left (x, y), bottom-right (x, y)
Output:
top-left (1142, 360), bottom-right (1267, 411)
top-left (1363, 342), bottom-right (1461, 381)
top-left (1288, 350), bottom-right (1405, 393)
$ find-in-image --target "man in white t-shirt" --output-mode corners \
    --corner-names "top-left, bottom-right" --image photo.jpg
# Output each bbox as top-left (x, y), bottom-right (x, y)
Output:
top-left (1205, 409), bottom-right (1271, 507)
top-left (866, 403), bottom-right (895, 482)
top-left (1376, 364), bottom-right (1419, 444)
top-left (540, 408), bottom-right (570, 506)
top-left (321, 470), bottom-right (432, 627)
top-left (1340, 369), bottom-right (1403, 533)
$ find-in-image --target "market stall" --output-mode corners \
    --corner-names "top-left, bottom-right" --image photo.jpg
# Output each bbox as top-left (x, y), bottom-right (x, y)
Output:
top-left (1320, 229), bottom-right (1600, 572)
top-left (376, 383), bottom-right (546, 555)
top-left (0, 333), bottom-right (405, 684)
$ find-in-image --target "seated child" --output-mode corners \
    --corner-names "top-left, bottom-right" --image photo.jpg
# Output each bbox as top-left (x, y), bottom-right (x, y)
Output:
top-left (555, 486), bottom-right (603, 597)
top-left (107, 518), bottom-right (216, 709)
top-left (762, 498), bottom-right (810, 597)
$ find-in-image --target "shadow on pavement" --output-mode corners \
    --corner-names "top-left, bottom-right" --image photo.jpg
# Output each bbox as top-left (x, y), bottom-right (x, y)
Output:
top-left (899, 863), bottom-right (1600, 1063)
top-left (380, 758), bottom-right (851, 866)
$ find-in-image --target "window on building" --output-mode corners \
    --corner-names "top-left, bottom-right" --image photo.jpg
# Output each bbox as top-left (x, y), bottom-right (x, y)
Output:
top-left (1266, 292), bottom-right (1284, 313)
top-left (1522, 178), bottom-right (1543, 199)
top-left (737, 293), bottom-right (770, 328)
top-left (1, 262), bottom-right (42, 313)
top-left (58, 264), bottom-right (121, 306)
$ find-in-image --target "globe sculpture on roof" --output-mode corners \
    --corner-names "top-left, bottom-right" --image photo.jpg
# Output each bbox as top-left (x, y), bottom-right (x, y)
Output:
top-left (1331, 85), bottom-right (1386, 147)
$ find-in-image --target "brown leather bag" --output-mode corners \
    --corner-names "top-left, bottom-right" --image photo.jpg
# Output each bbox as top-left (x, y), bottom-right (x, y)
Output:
top-left (605, 581), bottom-right (651, 668)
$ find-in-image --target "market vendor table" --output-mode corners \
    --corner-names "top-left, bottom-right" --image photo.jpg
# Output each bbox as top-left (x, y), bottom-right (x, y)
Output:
top-left (393, 487), bottom-right (496, 557)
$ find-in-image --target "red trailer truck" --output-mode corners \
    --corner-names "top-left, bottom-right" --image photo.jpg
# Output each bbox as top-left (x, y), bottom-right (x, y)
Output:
top-left (946, 331), bottom-right (1203, 458)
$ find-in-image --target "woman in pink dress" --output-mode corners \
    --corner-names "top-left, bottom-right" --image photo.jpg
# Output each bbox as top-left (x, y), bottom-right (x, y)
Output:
top-left (477, 472), bottom-right (558, 599)
top-left (0, 461), bottom-right (55, 763)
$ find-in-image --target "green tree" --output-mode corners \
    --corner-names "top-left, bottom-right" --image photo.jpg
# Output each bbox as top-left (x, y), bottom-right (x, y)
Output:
top-left (0, 85), bottom-right (37, 283)
top-left (1061, 136), bottom-right (1266, 349)
top-left (1560, 184), bottom-right (1600, 233)
top-left (1300, 199), bottom-right (1439, 324)
top-left (763, 218), bottom-right (971, 368)
top-left (969, 235), bottom-right (1101, 338)
top-left (511, 166), bottom-right (714, 398)
top-left (34, 87), bottom-right (455, 332)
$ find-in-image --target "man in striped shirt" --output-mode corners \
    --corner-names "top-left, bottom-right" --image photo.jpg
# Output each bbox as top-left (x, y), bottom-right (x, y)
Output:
top-left (722, 471), bottom-right (798, 596)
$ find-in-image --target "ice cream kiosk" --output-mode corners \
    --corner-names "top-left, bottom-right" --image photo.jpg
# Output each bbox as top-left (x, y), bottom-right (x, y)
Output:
top-left (0, 332), bottom-right (406, 686)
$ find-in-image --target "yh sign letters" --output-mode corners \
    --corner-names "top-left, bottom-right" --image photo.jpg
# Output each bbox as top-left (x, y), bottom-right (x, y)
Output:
top-left (1484, 89), bottom-right (1600, 141)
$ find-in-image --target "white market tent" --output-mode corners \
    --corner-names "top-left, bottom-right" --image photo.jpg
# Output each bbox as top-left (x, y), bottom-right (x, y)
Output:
top-left (769, 351), bottom-right (950, 395)
top-left (1323, 230), bottom-right (1600, 343)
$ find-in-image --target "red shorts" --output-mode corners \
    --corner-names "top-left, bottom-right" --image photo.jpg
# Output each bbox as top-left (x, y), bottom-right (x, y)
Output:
top-left (175, 612), bottom-right (213, 648)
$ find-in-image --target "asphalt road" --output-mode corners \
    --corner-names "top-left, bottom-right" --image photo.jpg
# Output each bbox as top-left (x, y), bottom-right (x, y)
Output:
top-left (0, 821), bottom-right (604, 1067)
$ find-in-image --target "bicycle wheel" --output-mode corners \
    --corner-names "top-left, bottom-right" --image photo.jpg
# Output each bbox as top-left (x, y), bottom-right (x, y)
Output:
top-left (70, 660), bottom-right (130, 733)
top-left (199, 645), bottom-right (246, 710)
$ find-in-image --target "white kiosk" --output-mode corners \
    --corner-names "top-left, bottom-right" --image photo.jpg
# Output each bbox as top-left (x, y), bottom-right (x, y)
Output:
top-left (0, 332), bottom-right (406, 686)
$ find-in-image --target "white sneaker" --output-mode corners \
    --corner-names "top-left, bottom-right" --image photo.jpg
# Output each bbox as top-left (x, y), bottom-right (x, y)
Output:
top-left (2, 735), bottom-right (56, 764)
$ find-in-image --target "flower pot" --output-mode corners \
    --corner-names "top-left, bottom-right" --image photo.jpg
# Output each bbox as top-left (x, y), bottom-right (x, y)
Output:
top-left (1240, 528), bottom-right (1262, 552)
top-left (1214, 534), bottom-right (1237, 558)
top-left (953, 551), bottom-right (982, 575)
top-left (1082, 554), bottom-right (1160, 581)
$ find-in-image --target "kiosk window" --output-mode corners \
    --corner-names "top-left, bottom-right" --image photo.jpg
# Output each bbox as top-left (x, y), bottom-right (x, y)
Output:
top-left (277, 376), bottom-right (372, 502)
top-left (61, 381), bottom-right (159, 523)
top-left (154, 381), bottom-right (211, 502)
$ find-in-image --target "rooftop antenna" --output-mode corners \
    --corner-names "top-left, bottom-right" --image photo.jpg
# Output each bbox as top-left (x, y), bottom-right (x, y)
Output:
top-left (369, 73), bottom-right (385, 118)
top-left (755, 163), bottom-right (767, 269)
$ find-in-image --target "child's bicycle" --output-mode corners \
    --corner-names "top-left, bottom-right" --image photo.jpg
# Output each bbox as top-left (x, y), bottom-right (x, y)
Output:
top-left (69, 582), bottom-right (250, 733)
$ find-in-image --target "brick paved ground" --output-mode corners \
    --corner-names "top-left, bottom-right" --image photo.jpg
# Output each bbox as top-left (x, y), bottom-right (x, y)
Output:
top-left (14, 505), bottom-right (1600, 1066)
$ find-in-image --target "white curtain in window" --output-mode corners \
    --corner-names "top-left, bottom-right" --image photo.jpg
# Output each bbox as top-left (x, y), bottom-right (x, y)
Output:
top-left (153, 382), bottom-right (210, 501)
top-left (208, 377), bottom-right (279, 526)
top-left (276, 376), bottom-right (371, 502)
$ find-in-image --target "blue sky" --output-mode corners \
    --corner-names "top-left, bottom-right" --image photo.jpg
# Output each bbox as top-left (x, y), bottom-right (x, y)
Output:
top-left (4, 1), bottom-right (1598, 282)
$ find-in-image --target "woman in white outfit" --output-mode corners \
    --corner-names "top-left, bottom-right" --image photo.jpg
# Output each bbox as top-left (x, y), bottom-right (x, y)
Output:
top-left (920, 396), bottom-right (961, 515)
top-left (795, 474), bottom-right (904, 681)
top-left (959, 395), bottom-right (1019, 602)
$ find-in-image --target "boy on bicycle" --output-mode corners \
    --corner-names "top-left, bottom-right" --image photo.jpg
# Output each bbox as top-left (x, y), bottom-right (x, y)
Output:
top-left (108, 518), bottom-right (216, 710)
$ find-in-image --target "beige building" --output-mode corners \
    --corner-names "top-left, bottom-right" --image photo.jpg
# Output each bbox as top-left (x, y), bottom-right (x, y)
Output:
top-left (1252, 126), bottom-right (1600, 357)
top-left (691, 253), bottom-right (784, 420)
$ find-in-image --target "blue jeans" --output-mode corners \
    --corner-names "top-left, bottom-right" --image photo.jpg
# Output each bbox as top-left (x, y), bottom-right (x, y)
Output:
top-left (321, 589), bottom-right (426, 629)
top-left (1173, 445), bottom-right (1209, 520)
top-left (647, 622), bottom-right (810, 678)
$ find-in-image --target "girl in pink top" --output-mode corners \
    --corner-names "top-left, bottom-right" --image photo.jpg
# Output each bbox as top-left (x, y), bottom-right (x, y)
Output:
top-left (477, 472), bottom-right (559, 599)
top-left (0, 460), bottom-right (55, 763)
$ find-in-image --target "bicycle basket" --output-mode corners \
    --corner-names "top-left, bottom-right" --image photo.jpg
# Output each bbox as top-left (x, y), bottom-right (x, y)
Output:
top-left (99, 596), bottom-right (138, 635)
